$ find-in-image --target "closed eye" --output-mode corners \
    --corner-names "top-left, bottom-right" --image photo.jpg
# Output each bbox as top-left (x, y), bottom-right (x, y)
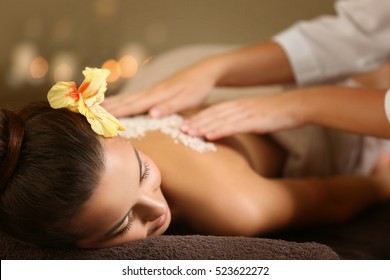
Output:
top-left (141, 162), bottom-right (150, 182)
top-left (116, 211), bottom-right (133, 237)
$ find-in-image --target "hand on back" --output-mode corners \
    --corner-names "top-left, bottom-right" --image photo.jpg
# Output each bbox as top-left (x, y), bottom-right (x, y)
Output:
top-left (103, 62), bottom-right (218, 118)
top-left (181, 93), bottom-right (303, 140)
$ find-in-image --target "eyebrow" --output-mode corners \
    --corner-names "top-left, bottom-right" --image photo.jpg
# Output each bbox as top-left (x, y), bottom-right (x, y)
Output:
top-left (134, 148), bottom-right (142, 181)
top-left (104, 147), bottom-right (142, 237)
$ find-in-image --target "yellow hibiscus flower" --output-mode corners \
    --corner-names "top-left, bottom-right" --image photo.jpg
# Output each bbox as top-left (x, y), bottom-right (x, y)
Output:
top-left (47, 67), bottom-right (125, 137)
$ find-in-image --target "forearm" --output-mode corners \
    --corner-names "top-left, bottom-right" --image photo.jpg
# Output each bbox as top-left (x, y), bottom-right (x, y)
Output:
top-left (201, 41), bottom-right (295, 87)
top-left (294, 86), bottom-right (390, 138)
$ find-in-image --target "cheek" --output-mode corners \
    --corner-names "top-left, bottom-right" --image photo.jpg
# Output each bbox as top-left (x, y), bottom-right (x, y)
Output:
top-left (149, 161), bottom-right (162, 190)
top-left (151, 161), bottom-right (161, 181)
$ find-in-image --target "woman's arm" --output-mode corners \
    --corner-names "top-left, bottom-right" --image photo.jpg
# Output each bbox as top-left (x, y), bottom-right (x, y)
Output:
top-left (103, 41), bottom-right (295, 118)
top-left (183, 86), bottom-right (390, 140)
top-left (300, 86), bottom-right (390, 138)
top-left (211, 41), bottom-right (295, 87)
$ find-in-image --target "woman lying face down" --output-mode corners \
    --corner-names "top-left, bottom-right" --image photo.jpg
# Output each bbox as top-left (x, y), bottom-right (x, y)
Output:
top-left (74, 136), bottom-right (171, 248)
top-left (2, 68), bottom-right (390, 249)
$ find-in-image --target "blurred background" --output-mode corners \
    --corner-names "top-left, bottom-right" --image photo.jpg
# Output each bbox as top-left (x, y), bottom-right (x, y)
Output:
top-left (0, 0), bottom-right (334, 109)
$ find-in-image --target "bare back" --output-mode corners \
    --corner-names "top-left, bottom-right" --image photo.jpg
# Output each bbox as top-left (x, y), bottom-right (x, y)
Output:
top-left (130, 131), bottom-right (286, 235)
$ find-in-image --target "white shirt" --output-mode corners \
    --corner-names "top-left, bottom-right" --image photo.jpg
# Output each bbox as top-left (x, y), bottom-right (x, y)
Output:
top-left (273, 0), bottom-right (390, 120)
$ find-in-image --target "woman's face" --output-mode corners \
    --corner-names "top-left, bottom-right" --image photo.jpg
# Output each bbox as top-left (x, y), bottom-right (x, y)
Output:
top-left (74, 136), bottom-right (171, 248)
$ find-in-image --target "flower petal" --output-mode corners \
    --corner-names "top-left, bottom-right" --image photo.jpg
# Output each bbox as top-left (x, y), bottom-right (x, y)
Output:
top-left (47, 81), bottom-right (79, 112)
top-left (78, 67), bottom-right (110, 107)
top-left (47, 67), bottom-right (124, 137)
top-left (78, 97), bottom-right (125, 137)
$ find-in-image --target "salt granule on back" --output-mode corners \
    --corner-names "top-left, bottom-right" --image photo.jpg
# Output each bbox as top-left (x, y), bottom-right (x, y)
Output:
top-left (119, 114), bottom-right (217, 153)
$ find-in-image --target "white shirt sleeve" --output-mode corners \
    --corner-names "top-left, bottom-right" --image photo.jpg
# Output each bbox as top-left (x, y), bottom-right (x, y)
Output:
top-left (273, 0), bottom-right (390, 86)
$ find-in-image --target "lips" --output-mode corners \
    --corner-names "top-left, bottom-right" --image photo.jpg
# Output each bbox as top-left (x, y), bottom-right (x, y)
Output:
top-left (151, 211), bottom-right (167, 234)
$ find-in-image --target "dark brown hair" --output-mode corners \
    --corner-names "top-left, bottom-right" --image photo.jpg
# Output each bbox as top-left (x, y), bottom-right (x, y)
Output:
top-left (0, 101), bottom-right (104, 247)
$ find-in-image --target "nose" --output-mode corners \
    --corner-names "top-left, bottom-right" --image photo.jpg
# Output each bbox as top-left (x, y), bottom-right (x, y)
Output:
top-left (135, 193), bottom-right (166, 223)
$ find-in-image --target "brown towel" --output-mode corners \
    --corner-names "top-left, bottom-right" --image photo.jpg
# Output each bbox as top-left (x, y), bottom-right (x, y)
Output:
top-left (0, 233), bottom-right (338, 260)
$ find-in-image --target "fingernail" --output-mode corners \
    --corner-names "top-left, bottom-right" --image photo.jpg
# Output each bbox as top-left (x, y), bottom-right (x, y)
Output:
top-left (188, 128), bottom-right (198, 136)
top-left (205, 133), bottom-right (215, 140)
top-left (180, 123), bottom-right (189, 132)
top-left (150, 108), bottom-right (162, 118)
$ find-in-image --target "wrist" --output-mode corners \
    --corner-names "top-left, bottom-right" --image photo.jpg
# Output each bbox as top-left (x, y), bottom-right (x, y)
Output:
top-left (285, 88), bottom-right (312, 127)
top-left (197, 54), bottom-right (231, 87)
top-left (290, 86), bottom-right (335, 127)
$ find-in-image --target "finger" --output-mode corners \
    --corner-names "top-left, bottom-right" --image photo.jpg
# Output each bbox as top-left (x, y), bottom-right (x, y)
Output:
top-left (202, 110), bottom-right (250, 138)
top-left (205, 114), bottom-right (257, 140)
top-left (102, 91), bottom-right (144, 116)
top-left (149, 91), bottom-right (202, 118)
top-left (103, 93), bottom-right (128, 108)
top-left (182, 101), bottom-right (243, 134)
top-left (183, 102), bottom-right (236, 129)
top-left (188, 105), bottom-right (249, 137)
top-left (104, 89), bottom-right (169, 117)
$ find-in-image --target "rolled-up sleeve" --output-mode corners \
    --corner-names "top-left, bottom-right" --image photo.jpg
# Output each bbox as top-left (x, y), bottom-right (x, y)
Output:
top-left (273, 0), bottom-right (390, 86)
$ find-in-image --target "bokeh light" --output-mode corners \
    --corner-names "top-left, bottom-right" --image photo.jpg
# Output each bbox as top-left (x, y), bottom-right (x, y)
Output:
top-left (53, 63), bottom-right (73, 82)
top-left (7, 42), bottom-right (38, 87)
top-left (51, 52), bottom-right (77, 82)
top-left (102, 59), bottom-right (121, 83)
top-left (30, 56), bottom-right (49, 79)
top-left (119, 55), bottom-right (138, 78)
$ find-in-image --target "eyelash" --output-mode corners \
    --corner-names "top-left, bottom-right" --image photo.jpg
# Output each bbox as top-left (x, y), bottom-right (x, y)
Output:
top-left (140, 161), bottom-right (150, 182)
top-left (118, 212), bottom-right (133, 237)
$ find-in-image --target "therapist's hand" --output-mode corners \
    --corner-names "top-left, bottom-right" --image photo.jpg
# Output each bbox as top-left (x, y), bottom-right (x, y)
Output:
top-left (181, 93), bottom-right (303, 140)
top-left (103, 62), bottom-right (219, 118)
